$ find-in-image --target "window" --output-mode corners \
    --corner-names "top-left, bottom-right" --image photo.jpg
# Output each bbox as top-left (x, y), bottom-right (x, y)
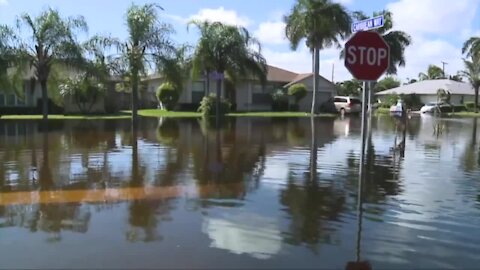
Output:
top-left (350, 98), bottom-right (361, 104)
top-left (6, 94), bottom-right (15, 106)
top-left (192, 81), bottom-right (205, 92)
top-left (252, 84), bottom-right (264, 94)
top-left (334, 97), bottom-right (347, 103)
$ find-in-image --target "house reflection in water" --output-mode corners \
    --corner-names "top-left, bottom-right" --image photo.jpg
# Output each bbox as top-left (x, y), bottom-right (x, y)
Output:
top-left (202, 212), bottom-right (282, 259)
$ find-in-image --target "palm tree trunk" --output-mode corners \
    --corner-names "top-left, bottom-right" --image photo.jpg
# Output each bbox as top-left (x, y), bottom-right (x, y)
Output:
top-left (309, 116), bottom-right (317, 182)
top-left (216, 78), bottom-right (221, 120)
top-left (311, 47), bottom-right (320, 115)
top-left (475, 88), bottom-right (479, 113)
top-left (131, 69), bottom-right (139, 122)
top-left (40, 80), bottom-right (49, 120)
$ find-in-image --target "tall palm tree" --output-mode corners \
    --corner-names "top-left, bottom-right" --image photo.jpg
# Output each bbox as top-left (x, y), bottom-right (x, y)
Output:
top-left (350, 10), bottom-right (411, 75)
top-left (14, 9), bottom-right (87, 120)
top-left (463, 36), bottom-right (480, 57)
top-left (189, 21), bottom-right (267, 119)
top-left (285, 0), bottom-right (352, 114)
top-left (460, 54), bottom-right (480, 113)
top-left (418, 64), bottom-right (444, 80)
top-left (116, 3), bottom-right (175, 121)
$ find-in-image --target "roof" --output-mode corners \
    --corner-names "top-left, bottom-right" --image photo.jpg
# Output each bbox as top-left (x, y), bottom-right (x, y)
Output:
top-left (283, 73), bottom-right (337, 89)
top-left (375, 79), bottom-right (475, 96)
top-left (266, 65), bottom-right (298, 83)
top-left (143, 65), bottom-right (299, 83)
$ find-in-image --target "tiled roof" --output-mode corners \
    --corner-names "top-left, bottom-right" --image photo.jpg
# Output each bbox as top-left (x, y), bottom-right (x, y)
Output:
top-left (266, 65), bottom-right (298, 83)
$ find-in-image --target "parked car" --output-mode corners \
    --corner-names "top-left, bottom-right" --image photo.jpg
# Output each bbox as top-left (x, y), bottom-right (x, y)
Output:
top-left (333, 96), bottom-right (362, 114)
top-left (420, 102), bottom-right (444, 113)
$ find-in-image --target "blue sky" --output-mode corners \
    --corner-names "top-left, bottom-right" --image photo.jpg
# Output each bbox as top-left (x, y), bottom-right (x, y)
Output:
top-left (1, 0), bottom-right (479, 82)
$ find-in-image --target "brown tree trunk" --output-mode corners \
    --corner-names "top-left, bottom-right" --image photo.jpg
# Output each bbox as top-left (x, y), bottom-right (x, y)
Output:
top-left (40, 80), bottom-right (49, 120)
top-left (475, 87), bottom-right (479, 113)
top-left (131, 69), bottom-right (139, 122)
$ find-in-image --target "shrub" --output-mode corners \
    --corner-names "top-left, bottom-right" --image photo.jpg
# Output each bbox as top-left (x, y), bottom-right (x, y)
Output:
top-left (59, 75), bottom-right (106, 114)
top-left (288, 83), bottom-right (307, 104)
top-left (402, 93), bottom-right (423, 110)
top-left (271, 89), bottom-right (289, 111)
top-left (197, 94), bottom-right (231, 117)
top-left (465, 102), bottom-right (475, 112)
top-left (156, 82), bottom-right (180, 111)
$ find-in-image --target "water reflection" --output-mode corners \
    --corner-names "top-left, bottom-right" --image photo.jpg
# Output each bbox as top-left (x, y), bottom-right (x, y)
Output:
top-left (0, 116), bottom-right (480, 268)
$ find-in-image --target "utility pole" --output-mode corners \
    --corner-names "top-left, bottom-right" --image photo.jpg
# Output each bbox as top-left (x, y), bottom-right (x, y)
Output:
top-left (331, 63), bottom-right (335, 83)
top-left (441, 61), bottom-right (448, 78)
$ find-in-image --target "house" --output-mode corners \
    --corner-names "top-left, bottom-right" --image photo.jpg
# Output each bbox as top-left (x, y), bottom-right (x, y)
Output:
top-left (284, 73), bottom-right (337, 112)
top-left (375, 79), bottom-right (476, 104)
top-left (0, 67), bottom-right (124, 114)
top-left (143, 65), bottom-right (337, 112)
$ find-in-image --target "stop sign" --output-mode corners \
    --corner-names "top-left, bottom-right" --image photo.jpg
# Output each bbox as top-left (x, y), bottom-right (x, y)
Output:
top-left (344, 31), bottom-right (390, 81)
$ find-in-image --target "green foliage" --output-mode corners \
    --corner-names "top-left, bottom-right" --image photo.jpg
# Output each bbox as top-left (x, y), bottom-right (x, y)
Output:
top-left (465, 102), bottom-right (476, 112)
top-left (189, 21), bottom-right (267, 85)
top-left (374, 76), bottom-right (401, 92)
top-left (336, 79), bottom-right (361, 96)
top-left (382, 93), bottom-right (400, 107)
top-left (197, 94), bottom-right (231, 117)
top-left (460, 54), bottom-right (480, 113)
top-left (419, 65), bottom-right (444, 80)
top-left (59, 74), bottom-right (106, 113)
top-left (271, 89), bottom-right (289, 111)
top-left (13, 8), bottom-right (88, 118)
top-left (288, 83), bottom-right (307, 103)
top-left (156, 82), bottom-right (179, 111)
top-left (463, 36), bottom-right (480, 57)
top-left (401, 93), bottom-right (423, 110)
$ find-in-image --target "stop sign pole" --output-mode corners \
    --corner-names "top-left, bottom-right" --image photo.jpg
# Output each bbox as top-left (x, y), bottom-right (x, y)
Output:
top-left (344, 30), bottom-right (390, 268)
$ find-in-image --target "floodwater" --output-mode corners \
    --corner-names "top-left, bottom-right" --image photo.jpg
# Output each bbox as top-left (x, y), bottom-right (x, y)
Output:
top-left (0, 115), bottom-right (479, 269)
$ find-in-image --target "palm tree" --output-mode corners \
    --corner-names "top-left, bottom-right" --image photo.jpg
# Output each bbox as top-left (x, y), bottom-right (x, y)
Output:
top-left (116, 3), bottom-right (175, 121)
top-left (189, 21), bottom-right (267, 119)
top-left (463, 36), bottom-right (480, 57)
top-left (14, 8), bottom-right (87, 120)
top-left (284, 0), bottom-right (352, 114)
top-left (418, 64), bottom-right (444, 80)
top-left (350, 10), bottom-right (411, 75)
top-left (460, 54), bottom-right (480, 113)
top-left (0, 25), bottom-right (24, 100)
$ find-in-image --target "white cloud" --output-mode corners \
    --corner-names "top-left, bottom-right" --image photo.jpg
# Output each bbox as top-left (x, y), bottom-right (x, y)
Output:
top-left (387, 0), bottom-right (479, 36)
top-left (0, 0), bottom-right (8, 6)
top-left (188, 7), bottom-right (252, 27)
top-left (254, 21), bottom-right (287, 45)
top-left (401, 37), bottom-right (464, 80)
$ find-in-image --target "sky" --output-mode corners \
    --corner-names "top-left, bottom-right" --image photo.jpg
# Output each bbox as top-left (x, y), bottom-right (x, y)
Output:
top-left (1, 0), bottom-right (479, 83)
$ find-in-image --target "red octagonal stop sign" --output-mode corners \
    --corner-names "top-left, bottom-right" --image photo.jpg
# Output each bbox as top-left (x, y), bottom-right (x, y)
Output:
top-left (344, 31), bottom-right (390, 81)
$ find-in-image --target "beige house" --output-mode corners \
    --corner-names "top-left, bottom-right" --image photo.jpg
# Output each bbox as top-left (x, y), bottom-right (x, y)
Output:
top-left (143, 65), bottom-right (337, 112)
top-left (284, 73), bottom-right (337, 112)
top-left (0, 66), bottom-right (122, 114)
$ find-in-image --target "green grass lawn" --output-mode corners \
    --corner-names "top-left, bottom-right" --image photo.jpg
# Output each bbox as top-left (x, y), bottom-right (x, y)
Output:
top-left (0, 110), bottom-right (338, 120)
top-left (447, 112), bottom-right (480, 117)
top-left (138, 109), bottom-right (201, 117)
top-left (0, 113), bottom-right (132, 120)
top-left (375, 107), bottom-right (390, 115)
top-left (227, 111), bottom-right (336, 117)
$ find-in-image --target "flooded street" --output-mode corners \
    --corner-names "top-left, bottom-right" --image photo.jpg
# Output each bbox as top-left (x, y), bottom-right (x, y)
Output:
top-left (0, 116), bottom-right (479, 269)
